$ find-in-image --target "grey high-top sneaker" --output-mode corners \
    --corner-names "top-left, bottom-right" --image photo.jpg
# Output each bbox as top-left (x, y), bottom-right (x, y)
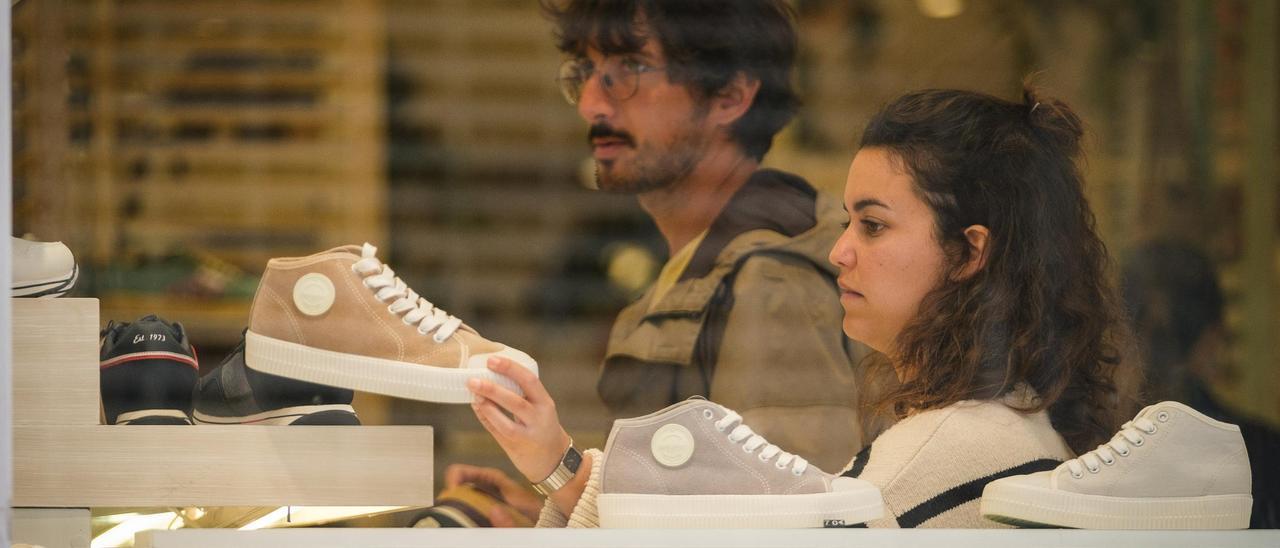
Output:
top-left (981, 401), bottom-right (1252, 529)
top-left (597, 398), bottom-right (883, 528)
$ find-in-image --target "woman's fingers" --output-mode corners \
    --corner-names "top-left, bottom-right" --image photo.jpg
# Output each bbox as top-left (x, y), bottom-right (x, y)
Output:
top-left (468, 377), bottom-right (534, 421)
top-left (488, 357), bottom-right (554, 405)
top-left (472, 396), bottom-right (520, 439)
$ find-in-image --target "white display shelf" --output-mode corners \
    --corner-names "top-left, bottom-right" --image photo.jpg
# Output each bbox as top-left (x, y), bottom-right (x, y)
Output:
top-left (136, 528), bottom-right (1280, 548)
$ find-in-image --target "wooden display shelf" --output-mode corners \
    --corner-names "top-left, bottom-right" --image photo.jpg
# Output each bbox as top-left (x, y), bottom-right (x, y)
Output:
top-left (14, 424), bottom-right (434, 507)
top-left (12, 297), bottom-right (435, 508)
top-left (13, 298), bottom-right (100, 426)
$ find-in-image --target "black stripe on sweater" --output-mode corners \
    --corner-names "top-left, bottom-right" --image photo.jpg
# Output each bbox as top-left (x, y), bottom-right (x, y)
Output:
top-left (895, 458), bottom-right (1062, 528)
top-left (841, 445), bottom-right (873, 479)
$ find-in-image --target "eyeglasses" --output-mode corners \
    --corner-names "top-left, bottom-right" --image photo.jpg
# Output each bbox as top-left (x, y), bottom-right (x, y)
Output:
top-left (557, 57), bottom-right (668, 105)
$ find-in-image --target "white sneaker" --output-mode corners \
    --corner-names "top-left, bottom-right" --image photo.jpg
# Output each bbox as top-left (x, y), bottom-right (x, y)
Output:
top-left (980, 401), bottom-right (1252, 529)
top-left (597, 398), bottom-right (883, 528)
top-left (12, 236), bottom-right (78, 298)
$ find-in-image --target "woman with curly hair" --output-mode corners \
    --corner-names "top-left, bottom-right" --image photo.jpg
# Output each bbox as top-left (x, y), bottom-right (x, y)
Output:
top-left (464, 87), bottom-right (1142, 528)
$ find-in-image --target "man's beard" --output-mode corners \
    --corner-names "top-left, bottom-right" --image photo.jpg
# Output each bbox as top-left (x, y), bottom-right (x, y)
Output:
top-left (589, 118), bottom-right (711, 195)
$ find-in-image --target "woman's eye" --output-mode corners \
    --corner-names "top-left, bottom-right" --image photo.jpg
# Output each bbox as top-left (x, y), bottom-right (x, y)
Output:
top-left (862, 220), bottom-right (885, 235)
top-left (839, 220), bottom-right (851, 229)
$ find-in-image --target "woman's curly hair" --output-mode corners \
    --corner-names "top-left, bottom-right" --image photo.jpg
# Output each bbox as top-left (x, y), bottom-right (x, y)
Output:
top-left (860, 86), bottom-right (1142, 454)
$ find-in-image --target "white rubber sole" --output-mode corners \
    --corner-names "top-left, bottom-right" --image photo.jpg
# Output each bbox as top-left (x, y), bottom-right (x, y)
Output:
top-left (244, 330), bottom-right (527, 404)
top-left (115, 409), bottom-right (192, 425)
top-left (980, 481), bottom-right (1252, 529)
top-left (12, 265), bottom-right (78, 298)
top-left (598, 489), bottom-right (884, 528)
top-left (192, 404), bottom-right (357, 425)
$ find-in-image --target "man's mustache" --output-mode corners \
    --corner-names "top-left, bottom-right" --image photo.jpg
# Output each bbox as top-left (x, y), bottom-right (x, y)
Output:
top-left (588, 123), bottom-right (635, 146)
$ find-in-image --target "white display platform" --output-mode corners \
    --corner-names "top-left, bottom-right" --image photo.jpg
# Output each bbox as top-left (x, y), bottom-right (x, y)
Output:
top-left (12, 298), bottom-right (435, 507)
top-left (136, 528), bottom-right (1280, 548)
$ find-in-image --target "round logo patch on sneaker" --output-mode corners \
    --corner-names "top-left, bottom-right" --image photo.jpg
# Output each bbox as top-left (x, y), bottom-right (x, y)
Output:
top-left (293, 273), bottom-right (336, 316)
top-left (651, 423), bottom-right (695, 468)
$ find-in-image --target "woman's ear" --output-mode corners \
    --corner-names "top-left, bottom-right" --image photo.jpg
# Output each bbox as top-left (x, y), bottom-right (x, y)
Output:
top-left (957, 225), bottom-right (990, 280)
top-left (709, 72), bottom-right (761, 128)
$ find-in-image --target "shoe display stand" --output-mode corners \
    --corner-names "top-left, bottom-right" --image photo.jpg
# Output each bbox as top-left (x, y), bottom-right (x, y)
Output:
top-left (10, 298), bottom-right (434, 547)
top-left (134, 527), bottom-right (1280, 547)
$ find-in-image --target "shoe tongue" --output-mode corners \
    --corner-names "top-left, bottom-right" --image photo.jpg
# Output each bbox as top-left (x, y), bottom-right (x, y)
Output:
top-left (685, 396), bottom-right (729, 417)
top-left (1135, 400), bottom-right (1198, 421)
top-left (1134, 401), bottom-right (1183, 421)
top-left (1134, 404), bottom-right (1159, 420)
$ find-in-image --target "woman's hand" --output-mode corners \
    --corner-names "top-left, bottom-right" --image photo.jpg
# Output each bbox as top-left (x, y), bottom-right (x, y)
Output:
top-left (467, 357), bottom-right (571, 485)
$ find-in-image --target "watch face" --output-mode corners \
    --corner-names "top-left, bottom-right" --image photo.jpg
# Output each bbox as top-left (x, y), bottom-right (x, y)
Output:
top-left (564, 446), bottom-right (583, 473)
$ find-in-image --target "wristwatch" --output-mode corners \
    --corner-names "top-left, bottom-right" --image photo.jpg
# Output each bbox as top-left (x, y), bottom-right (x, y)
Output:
top-left (531, 439), bottom-right (583, 496)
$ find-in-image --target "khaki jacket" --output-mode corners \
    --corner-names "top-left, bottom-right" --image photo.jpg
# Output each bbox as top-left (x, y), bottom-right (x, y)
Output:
top-left (597, 170), bottom-right (873, 472)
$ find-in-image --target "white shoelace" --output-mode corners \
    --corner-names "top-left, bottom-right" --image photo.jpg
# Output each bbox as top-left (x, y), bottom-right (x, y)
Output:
top-left (1063, 416), bottom-right (1157, 478)
top-left (714, 410), bottom-right (809, 476)
top-left (352, 243), bottom-right (462, 343)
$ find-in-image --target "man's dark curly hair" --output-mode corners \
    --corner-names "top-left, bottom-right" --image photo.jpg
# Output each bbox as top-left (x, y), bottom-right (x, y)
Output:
top-left (543, 0), bottom-right (800, 160)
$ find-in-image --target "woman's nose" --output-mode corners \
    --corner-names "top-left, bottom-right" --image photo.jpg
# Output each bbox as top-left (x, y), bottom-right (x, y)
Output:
top-left (828, 230), bottom-right (856, 269)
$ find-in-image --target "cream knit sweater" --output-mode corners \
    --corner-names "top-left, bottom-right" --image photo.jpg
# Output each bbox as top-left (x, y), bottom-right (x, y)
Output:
top-left (538, 390), bottom-right (1074, 528)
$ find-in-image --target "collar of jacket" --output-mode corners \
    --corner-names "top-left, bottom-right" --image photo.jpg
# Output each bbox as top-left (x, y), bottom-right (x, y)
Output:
top-left (603, 169), bottom-right (846, 367)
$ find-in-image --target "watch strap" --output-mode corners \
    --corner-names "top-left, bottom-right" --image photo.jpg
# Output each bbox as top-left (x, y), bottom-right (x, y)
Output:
top-left (532, 440), bottom-right (582, 496)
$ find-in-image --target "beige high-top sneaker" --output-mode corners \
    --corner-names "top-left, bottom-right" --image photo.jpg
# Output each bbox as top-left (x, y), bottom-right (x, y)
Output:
top-left (596, 398), bottom-right (883, 528)
top-left (980, 401), bottom-right (1252, 529)
top-left (244, 243), bottom-right (537, 403)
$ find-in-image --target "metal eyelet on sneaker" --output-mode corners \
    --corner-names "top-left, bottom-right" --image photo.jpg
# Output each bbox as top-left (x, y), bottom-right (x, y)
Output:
top-left (1102, 457), bottom-right (1115, 465)
top-left (1087, 466), bottom-right (1099, 473)
top-left (775, 460), bottom-right (788, 470)
top-left (1071, 471), bottom-right (1083, 479)
top-left (1145, 425), bottom-right (1158, 435)
top-left (758, 453), bottom-right (770, 462)
top-left (1157, 411), bottom-right (1170, 422)
top-left (1132, 438), bottom-right (1144, 447)
top-left (1118, 448), bottom-right (1130, 457)
top-left (432, 333), bottom-right (447, 344)
top-left (743, 444), bottom-right (754, 453)
top-left (703, 409), bottom-right (714, 420)
top-left (792, 468), bottom-right (804, 477)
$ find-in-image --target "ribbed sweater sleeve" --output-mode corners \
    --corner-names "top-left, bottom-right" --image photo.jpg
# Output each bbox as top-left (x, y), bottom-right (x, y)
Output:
top-left (535, 448), bottom-right (603, 528)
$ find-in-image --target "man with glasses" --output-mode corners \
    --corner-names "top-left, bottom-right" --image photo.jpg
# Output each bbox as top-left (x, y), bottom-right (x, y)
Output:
top-left (440, 0), bottom-right (874, 524)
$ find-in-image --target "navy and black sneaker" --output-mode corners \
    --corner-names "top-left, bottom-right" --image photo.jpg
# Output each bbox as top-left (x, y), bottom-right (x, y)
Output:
top-left (193, 330), bottom-right (360, 425)
top-left (99, 315), bottom-right (199, 425)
